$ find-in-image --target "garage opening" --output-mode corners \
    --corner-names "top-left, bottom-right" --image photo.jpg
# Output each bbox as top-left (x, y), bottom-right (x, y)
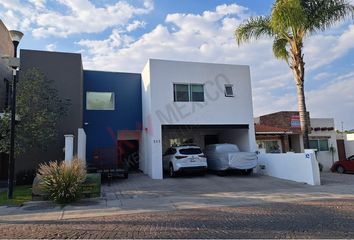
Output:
top-left (161, 124), bottom-right (251, 154)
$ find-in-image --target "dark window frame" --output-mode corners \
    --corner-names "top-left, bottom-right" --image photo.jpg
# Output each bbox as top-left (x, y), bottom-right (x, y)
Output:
top-left (224, 84), bottom-right (234, 97)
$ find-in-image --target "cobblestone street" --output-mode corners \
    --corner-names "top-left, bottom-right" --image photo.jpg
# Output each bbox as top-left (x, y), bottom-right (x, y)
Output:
top-left (1, 198), bottom-right (354, 239)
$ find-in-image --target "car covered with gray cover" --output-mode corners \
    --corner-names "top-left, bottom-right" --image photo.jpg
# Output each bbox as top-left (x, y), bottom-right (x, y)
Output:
top-left (205, 144), bottom-right (257, 174)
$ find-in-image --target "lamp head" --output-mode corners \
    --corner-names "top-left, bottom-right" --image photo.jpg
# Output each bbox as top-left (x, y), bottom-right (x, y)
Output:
top-left (9, 30), bottom-right (24, 44)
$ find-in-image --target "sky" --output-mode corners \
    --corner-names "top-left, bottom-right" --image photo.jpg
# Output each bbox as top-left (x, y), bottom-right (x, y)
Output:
top-left (0, 0), bottom-right (353, 130)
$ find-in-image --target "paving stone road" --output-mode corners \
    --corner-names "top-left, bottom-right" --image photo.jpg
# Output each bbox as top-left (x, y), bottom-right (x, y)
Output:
top-left (1, 198), bottom-right (354, 239)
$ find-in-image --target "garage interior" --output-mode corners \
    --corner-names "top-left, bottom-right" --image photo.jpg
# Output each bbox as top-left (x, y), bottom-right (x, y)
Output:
top-left (161, 125), bottom-right (251, 153)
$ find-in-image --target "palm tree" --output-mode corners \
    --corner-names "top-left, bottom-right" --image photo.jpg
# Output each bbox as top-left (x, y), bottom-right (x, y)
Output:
top-left (235, 0), bottom-right (354, 149)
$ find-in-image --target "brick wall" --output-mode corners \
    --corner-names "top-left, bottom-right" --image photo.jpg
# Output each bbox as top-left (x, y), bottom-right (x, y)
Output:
top-left (0, 20), bottom-right (13, 57)
top-left (0, 20), bottom-right (13, 110)
top-left (259, 111), bottom-right (311, 134)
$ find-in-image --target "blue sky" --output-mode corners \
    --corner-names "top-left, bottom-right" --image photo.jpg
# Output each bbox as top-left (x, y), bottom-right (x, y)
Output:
top-left (1, 0), bottom-right (353, 129)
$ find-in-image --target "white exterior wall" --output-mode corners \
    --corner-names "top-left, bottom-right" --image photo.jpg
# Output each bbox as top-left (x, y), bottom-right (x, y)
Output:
top-left (258, 151), bottom-right (321, 186)
top-left (77, 128), bottom-right (86, 163)
top-left (345, 133), bottom-right (354, 157)
top-left (141, 61), bottom-right (152, 176)
top-left (309, 118), bottom-right (338, 171)
top-left (141, 59), bottom-right (257, 179)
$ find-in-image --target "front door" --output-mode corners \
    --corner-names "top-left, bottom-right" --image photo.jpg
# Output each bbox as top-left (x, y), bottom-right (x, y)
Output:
top-left (117, 140), bottom-right (140, 171)
top-left (337, 139), bottom-right (346, 160)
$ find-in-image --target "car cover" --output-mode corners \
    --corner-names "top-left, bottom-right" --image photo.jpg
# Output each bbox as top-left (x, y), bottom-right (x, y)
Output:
top-left (205, 144), bottom-right (257, 171)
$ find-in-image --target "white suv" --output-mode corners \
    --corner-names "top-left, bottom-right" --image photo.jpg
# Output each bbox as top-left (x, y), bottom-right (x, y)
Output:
top-left (163, 145), bottom-right (208, 177)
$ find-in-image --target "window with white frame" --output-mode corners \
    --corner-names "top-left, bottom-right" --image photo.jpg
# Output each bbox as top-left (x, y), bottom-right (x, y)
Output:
top-left (173, 84), bottom-right (204, 102)
top-left (86, 92), bottom-right (115, 110)
top-left (225, 84), bottom-right (234, 97)
top-left (309, 139), bottom-right (329, 151)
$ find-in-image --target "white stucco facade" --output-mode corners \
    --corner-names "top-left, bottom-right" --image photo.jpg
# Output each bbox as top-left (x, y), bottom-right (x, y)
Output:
top-left (141, 59), bottom-right (257, 179)
top-left (345, 133), bottom-right (354, 157)
top-left (309, 118), bottom-right (338, 171)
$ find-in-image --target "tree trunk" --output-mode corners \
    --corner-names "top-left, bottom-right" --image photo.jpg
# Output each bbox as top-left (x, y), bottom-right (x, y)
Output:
top-left (296, 83), bottom-right (310, 149)
top-left (291, 45), bottom-right (310, 150)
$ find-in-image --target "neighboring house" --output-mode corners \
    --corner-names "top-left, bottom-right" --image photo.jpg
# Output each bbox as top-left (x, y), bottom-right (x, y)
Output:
top-left (141, 59), bottom-right (257, 179)
top-left (0, 20), bottom-right (14, 180)
top-left (309, 118), bottom-right (338, 170)
top-left (255, 111), bottom-right (338, 171)
top-left (83, 70), bottom-right (142, 172)
top-left (337, 133), bottom-right (354, 159)
top-left (345, 134), bottom-right (354, 158)
top-left (16, 49), bottom-right (84, 174)
top-left (255, 111), bottom-right (310, 153)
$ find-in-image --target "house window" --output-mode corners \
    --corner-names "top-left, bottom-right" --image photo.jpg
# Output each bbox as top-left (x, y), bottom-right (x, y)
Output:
top-left (190, 84), bottom-right (204, 102)
top-left (257, 140), bottom-right (282, 153)
top-left (173, 84), bottom-right (189, 102)
top-left (225, 84), bottom-right (234, 97)
top-left (309, 139), bottom-right (329, 151)
top-left (86, 92), bottom-right (115, 110)
top-left (173, 84), bottom-right (204, 102)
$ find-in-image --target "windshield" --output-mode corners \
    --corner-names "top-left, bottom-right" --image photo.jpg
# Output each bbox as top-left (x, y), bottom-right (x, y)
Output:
top-left (179, 148), bottom-right (202, 155)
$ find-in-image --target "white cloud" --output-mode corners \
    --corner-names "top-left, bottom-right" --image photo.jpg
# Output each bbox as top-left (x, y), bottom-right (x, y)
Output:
top-left (126, 20), bottom-right (146, 32)
top-left (1, 1), bottom-right (353, 128)
top-left (77, 3), bottom-right (354, 129)
top-left (45, 43), bottom-right (57, 51)
top-left (0, 0), bottom-right (154, 38)
top-left (29, 0), bottom-right (46, 9)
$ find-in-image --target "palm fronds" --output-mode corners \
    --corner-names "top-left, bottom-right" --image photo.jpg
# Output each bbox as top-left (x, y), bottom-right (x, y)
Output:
top-left (273, 37), bottom-right (290, 63)
top-left (301, 0), bottom-right (354, 33)
top-left (235, 16), bottom-right (273, 45)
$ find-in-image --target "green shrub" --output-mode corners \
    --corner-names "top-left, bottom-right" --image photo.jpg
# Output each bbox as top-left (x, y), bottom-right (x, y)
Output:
top-left (38, 157), bottom-right (86, 204)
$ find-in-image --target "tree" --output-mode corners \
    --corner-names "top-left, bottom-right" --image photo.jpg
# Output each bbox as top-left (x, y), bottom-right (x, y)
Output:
top-left (0, 68), bottom-right (70, 156)
top-left (235, 0), bottom-right (354, 149)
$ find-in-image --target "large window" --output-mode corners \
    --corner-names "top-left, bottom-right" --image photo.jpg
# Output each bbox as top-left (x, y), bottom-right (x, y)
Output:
top-left (173, 84), bottom-right (204, 102)
top-left (309, 139), bottom-right (329, 151)
top-left (86, 92), bottom-right (115, 110)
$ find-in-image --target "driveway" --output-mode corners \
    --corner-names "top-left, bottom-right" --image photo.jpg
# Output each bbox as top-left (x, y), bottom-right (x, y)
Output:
top-left (99, 172), bottom-right (354, 213)
top-left (1, 172), bottom-right (354, 239)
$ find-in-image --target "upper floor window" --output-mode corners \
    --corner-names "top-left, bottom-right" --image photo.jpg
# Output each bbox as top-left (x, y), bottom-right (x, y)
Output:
top-left (86, 92), bottom-right (115, 110)
top-left (173, 83), bottom-right (204, 102)
top-left (173, 84), bottom-right (189, 102)
top-left (225, 84), bottom-right (234, 97)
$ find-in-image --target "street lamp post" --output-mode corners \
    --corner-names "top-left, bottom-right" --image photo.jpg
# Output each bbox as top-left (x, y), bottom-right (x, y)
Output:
top-left (7, 30), bottom-right (23, 199)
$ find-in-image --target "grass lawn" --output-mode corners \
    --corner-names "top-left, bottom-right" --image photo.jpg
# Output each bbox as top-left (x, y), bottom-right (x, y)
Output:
top-left (0, 185), bottom-right (32, 206)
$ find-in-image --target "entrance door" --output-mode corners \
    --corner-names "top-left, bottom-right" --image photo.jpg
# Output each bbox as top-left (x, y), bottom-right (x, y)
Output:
top-left (337, 139), bottom-right (346, 160)
top-left (117, 140), bottom-right (140, 171)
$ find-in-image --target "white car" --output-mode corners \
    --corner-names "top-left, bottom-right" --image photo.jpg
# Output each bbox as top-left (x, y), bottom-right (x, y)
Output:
top-left (205, 144), bottom-right (257, 175)
top-left (163, 145), bottom-right (208, 177)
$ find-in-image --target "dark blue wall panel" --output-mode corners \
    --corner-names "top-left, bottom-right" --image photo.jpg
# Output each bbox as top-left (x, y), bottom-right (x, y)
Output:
top-left (83, 70), bottom-right (142, 164)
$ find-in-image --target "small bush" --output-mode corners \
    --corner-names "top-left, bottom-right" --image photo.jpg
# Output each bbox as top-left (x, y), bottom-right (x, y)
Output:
top-left (38, 157), bottom-right (86, 204)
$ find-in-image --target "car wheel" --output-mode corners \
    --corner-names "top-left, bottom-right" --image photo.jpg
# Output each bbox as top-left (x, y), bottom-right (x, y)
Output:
top-left (337, 166), bottom-right (345, 174)
top-left (169, 164), bottom-right (176, 178)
